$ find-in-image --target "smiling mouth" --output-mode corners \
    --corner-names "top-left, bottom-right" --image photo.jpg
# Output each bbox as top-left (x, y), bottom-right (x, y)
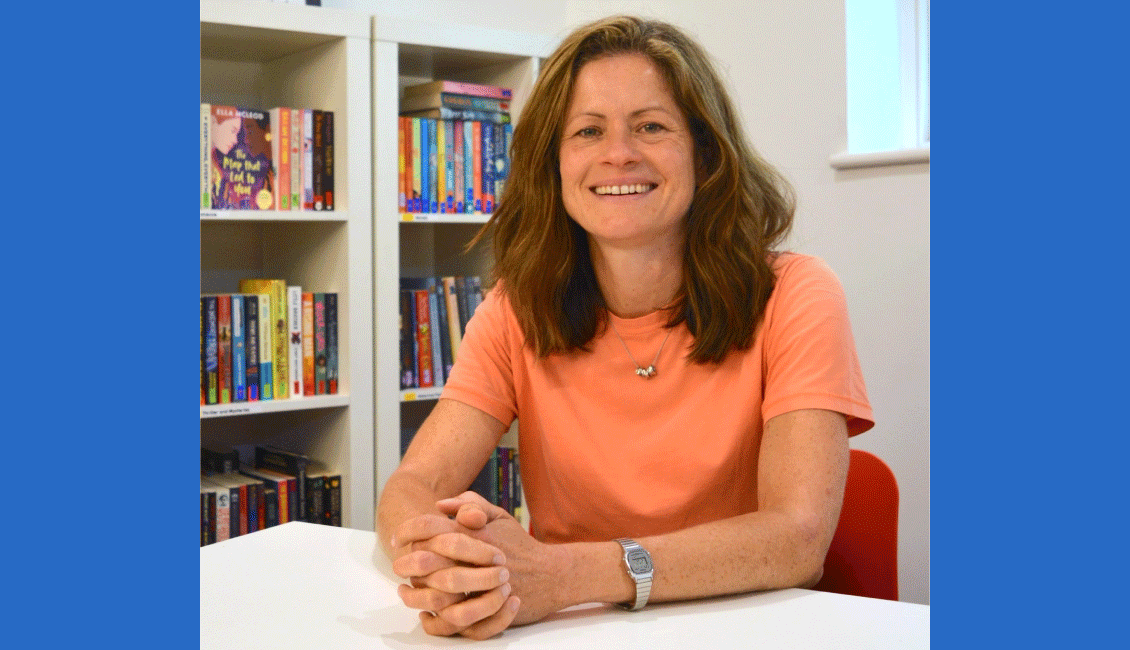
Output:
top-left (592, 183), bottom-right (657, 196)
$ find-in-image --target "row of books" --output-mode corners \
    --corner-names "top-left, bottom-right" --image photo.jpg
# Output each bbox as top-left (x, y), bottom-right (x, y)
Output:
top-left (400, 276), bottom-right (484, 390)
top-left (401, 430), bottom-right (522, 519)
top-left (201, 104), bottom-right (334, 212)
top-left (201, 445), bottom-right (341, 546)
top-left (398, 79), bottom-right (514, 215)
top-left (201, 280), bottom-right (338, 406)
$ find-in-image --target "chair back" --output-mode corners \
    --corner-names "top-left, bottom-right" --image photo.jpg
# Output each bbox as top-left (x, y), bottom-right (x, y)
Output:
top-left (812, 449), bottom-right (899, 600)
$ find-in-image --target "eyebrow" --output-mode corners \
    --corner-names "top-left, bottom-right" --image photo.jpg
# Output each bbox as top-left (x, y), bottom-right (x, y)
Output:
top-left (565, 105), bottom-right (675, 122)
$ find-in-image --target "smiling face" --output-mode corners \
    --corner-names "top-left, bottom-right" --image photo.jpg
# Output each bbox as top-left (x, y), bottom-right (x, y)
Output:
top-left (558, 53), bottom-right (698, 252)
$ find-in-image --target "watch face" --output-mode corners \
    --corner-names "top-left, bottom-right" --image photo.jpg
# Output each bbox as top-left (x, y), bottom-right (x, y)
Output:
top-left (626, 550), bottom-right (652, 573)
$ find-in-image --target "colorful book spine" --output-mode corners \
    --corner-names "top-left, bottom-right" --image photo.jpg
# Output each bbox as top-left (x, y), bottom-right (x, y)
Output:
top-left (200, 103), bottom-right (211, 209)
top-left (472, 121), bottom-right (483, 212)
top-left (217, 295), bottom-right (232, 404)
top-left (442, 277), bottom-right (462, 361)
top-left (428, 119), bottom-right (439, 213)
top-left (463, 121), bottom-right (474, 213)
top-left (239, 279), bottom-right (288, 400)
top-left (244, 294), bottom-right (260, 401)
top-left (303, 108), bottom-right (314, 210)
top-left (313, 109), bottom-right (325, 210)
top-left (433, 282), bottom-right (453, 382)
top-left (290, 107), bottom-right (302, 210)
top-left (421, 119), bottom-right (432, 213)
top-left (288, 286), bottom-right (303, 398)
top-left (231, 294), bottom-right (246, 402)
top-left (414, 289), bottom-right (434, 388)
top-left (435, 118), bottom-right (446, 213)
top-left (326, 292), bottom-right (338, 394)
top-left (398, 116), bottom-right (407, 212)
top-left (203, 295), bottom-right (218, 405)
top-left (482, 121), bottom-right (495, 214)
top-left (314, 293), bottom-right (327, 394)
top-left (302, 292), bottom-right (315, 396)
top-left (453, 120), bottom-right (465, 213)
top-left (426, 284), bottom-right (444, 387)
top-left (323, 110), bottom-right (334, 211)
top-left (411, 117), bottom-right (422, 213)
top-left (400, 106), bottom-right (511, 124)
top-left (269, 107), bottom-right (291, 210)
top-left (444, 120), bottom-right (456, 213)
top-left (258, 293), bottom-right (273, 400)
top-left (400, 290), bottom-right (416, 389)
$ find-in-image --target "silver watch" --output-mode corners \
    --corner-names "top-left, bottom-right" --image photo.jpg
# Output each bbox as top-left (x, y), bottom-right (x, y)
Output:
top-left (614, 538), bottom-right (654, 610)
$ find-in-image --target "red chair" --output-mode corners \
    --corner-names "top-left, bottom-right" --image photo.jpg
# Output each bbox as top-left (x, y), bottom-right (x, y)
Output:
top-left (812, 449), bottom-right (900, 600)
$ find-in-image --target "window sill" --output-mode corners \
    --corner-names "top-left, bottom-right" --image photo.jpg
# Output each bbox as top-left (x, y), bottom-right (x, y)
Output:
top-left (829, 146), bottom-right (929, 170)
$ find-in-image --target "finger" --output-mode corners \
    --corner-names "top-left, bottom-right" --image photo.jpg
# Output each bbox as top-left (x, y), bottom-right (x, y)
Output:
top-left (392, 549), bottom-right (458, 579)
top-left (421, 565), bottom-right (510, 595)
top-left (398, 583), bottom-right (465, 613)
top-left (437, 492), bottom-right (509, 521)
top-left (417, 532), bottom-right (506, 567)
top-left (458, 596), bottom-right (522, 641)
top-left (453, 503), bottom-right (489, 530)
top-left (436, 583), bottom-right (513, 628)
top-left (392, 513), bottom-right (460, 550)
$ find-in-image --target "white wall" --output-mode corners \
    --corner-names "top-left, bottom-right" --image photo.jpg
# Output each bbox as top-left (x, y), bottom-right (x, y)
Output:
top-left (333, 0), bottom-right (930, 606)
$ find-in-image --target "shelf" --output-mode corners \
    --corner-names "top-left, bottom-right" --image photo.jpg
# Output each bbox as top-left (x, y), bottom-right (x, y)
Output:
top-left (202, 209), bottom-right (351, 223)
top-left (201, 394), bottom-right (350, 419)
top-left (398, 212), bottom-right (490, 224)
top-left (400, 388), bottom-right (443, 402)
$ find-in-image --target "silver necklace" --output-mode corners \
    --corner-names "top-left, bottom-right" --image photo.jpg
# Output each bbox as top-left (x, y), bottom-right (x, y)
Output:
top-left (609, 320), bottom-right (673, 379)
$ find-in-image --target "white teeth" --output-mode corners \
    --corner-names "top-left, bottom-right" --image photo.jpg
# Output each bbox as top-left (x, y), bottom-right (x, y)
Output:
top-left (594, 184), bottom-right (653, 195)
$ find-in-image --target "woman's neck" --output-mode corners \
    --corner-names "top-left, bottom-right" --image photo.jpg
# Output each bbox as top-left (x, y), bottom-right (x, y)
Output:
top-left (589, 236), bottom-right (683, 319)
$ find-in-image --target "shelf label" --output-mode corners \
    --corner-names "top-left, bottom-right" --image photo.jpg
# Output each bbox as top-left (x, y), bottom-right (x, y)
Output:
top-left (201, 403), bottom-right (264, 417)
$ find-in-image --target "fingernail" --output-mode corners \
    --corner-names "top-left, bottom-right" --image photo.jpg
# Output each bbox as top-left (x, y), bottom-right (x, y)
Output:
top-left (499, 568), bottom-right (510, 583)
top-left (492, 554), bottom-right (505, 566)
top-left (502, 583), bottom-right (512, 597)
top-left (509, 597), bottom-right (520, 612)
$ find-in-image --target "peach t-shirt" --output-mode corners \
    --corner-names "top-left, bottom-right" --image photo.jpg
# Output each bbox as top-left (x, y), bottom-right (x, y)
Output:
top-left (441, 253), bottom-right (874, 544)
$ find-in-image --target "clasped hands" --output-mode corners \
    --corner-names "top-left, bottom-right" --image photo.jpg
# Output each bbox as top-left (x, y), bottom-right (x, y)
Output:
top-left (391, 491), bottom-right (560, 639)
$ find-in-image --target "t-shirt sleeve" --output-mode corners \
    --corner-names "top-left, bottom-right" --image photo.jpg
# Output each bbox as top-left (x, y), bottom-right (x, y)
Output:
top-left (439, 287), bottom-right (520, 427)
top-left (761, 255), bottom-right (875, 436)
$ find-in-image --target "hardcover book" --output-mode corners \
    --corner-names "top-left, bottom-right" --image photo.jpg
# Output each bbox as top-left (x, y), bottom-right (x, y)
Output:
top-left (400, 91), bottom-right (510, 114)
top-left (403, 79), bottom-right (512, 101)
top-left (209, 105), bottom-right (275, 210)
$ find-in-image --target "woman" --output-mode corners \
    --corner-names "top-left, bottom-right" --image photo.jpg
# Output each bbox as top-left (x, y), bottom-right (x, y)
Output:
top-left (378, 15), bottom-right (873, 640)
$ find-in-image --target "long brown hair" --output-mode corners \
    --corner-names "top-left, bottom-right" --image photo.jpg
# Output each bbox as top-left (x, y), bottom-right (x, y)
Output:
top-left (473, 16), bottom-right (795, 364)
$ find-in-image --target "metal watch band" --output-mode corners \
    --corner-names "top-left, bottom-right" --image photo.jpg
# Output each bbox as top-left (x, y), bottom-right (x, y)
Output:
top-left (614, 538), bottom-right (653, 611)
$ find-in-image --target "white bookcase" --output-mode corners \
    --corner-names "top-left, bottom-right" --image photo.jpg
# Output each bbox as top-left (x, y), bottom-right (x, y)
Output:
top-left (200, 0), bottom-right (374, 531)
top-left (370, 18), bottom-right (555, 497)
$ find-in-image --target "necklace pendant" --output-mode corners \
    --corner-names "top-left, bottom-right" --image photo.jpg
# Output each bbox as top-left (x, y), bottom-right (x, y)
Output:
top-left (636, 365), bottom-right (656, 379)
top-left (635, 367), bottom-right (649, 378)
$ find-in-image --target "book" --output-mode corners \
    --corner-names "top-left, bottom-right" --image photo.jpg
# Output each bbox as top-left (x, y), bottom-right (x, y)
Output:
top-left (433, 282), bottom-right (453, 382)
top-left (201, 487), bottom-right (215, 546)
top-left (323, 110), bottom-right (334, 211)
top-left (403, 79), bottom-right (512, 101)
top-left (414, 289), bottom-right (434, 387)
top-left (313, 109), bottom-right (325, 210)
top-left (200, 103), bottom-right (211, 209)
top-left (200, 296), bottom-right (205, 405)
top-left (435, 117), bottom-right (446, 213)
top-left (462, 120), bottom-right (474, 213)
top-left (454, 276), bottom-right (470, 335)
top-left (288, 286), bottom-right (303, 398)
top-left (239, 466), bottom-right (280, 528)
top-left (472, 121), bottom-right (483, 212)
top-left (201, 480), bottom-right (231, 542)
top-left (243, 465), bottom-right (296, 525)
top-left (453, 120), bottom-right (465, 213)
top-left (302, 292), bottom-right (315, 396)
top-left (305, 473), bottom-right (326, 524)
top-left (427, 284), bottom-right (443, 386)
top-left (398, 116), bottom-right (407, 212)
top-left (255, 445), bottom-right (309, 523)
top-left (209, 105), bottom-right (275, 210)
top-left (468, 276), bottom-right (484, 319)
top-left (411, 117), bottom-right (422, 213)
top-left (399, 290), bottom-right (416, 389)
top-left (269, 107), bottom-right (291, 210)
top-left (482, 121), bottom-right (495, 213)
top-left (231, 294), bottom-right (246, 402)
top-left (324, 474), bottom-right (342, 526)
top-left (239, 279), bottom-right (288, 400)
top-left (290, 106), bottom-right (302, 210)
top-left (443, 120), bottom-right (456, 213)
top-left (400, 106), bottom-right (511, 124)
top-left (202, 473), bottom-right (244, 539)
top-left (422, 118), bottom-right (434, 212)
top-left (216, 294), bottom-right (232, 404)
top-left (441, 277), bottom-right (462, 361)
top-left (257, 293), bottom-right (273, 400)
top-left (314, 293), bottom-right (327, 394)
top-left (325, 292), bottom-right (338, 394)
top-left (400, 91), bottom-right (510, 114)
top-left (303, 108), bottom-right (315, 210)
top-left (202, 295), bottom-right (218, 405)
top-left (244, 293), bottom-right (261, 401)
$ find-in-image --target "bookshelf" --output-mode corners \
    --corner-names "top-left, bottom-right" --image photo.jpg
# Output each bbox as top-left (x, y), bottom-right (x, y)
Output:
top-left (200, 0), bottom-right (374, 531)
top-left (371, 19), bottom-right (555, 499)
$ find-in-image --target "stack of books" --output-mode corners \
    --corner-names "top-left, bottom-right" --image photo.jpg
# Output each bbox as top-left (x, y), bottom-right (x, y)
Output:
top-left (200, 445), bottom-right (342, 546)
top-left (201, 281), bottom-right (338, 406)
top-left (399, 276), bottom-right (483, 391)
top-left (398, 80), bottom-right (513, 215)
top-left (201, 104), bottom-right (334, 211)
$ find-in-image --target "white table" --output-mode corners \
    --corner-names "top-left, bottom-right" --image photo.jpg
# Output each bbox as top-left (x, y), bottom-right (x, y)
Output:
top-left (201, 522), bottom-right (929, 648)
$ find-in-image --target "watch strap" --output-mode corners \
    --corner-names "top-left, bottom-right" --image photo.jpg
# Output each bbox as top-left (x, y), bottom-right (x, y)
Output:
top-left (614, 538), bottom-right (653, 611)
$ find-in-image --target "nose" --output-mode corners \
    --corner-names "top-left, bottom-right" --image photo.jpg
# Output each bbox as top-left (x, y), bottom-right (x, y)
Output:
top-left (599, 123), bottom-right (640, 166)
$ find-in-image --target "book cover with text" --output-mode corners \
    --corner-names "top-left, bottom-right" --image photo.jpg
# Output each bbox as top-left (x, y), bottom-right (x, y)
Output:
top-left (209, 105), bottom-right (274, 210)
